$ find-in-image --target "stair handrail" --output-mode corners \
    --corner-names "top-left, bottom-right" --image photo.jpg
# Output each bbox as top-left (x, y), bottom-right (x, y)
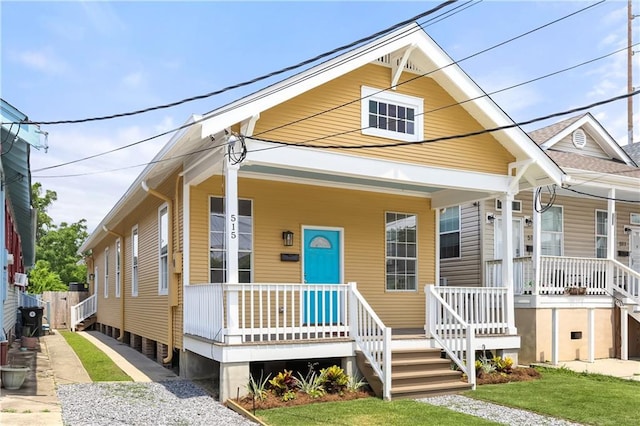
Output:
top-left (425, 284), bottom-right (476, 389)
top-left (348, 282), bottom-right (392, 400)
top-left (70, 294), bottom-right (98, 332)
top-left (610, 260), bottom-right (640, 304)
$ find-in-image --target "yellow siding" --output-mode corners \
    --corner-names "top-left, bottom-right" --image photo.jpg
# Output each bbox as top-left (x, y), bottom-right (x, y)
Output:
top-left (192, 176), bottom-right (434, 328)
top-left (253, 64), bottom-right (515, 175)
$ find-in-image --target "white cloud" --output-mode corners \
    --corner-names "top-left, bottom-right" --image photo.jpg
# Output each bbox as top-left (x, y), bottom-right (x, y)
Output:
top-left (79, 1), bottom-right (126, 37)
top-left (122, 71), bottom-right (145, 89)
top-left (13, 49), bottom-right (68, 74)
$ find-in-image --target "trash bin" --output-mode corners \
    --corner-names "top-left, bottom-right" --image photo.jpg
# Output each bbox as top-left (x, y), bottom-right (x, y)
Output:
top-left (19, 306), bottom-right (44, 337)
top-left (68, 282), bottom-right (88, 291)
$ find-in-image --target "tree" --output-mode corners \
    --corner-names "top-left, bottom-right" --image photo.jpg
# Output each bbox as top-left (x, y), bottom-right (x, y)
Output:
top-left (27, 183), bottom-right (88, 293)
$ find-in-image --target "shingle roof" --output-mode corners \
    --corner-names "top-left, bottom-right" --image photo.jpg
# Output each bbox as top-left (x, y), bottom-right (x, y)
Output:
top-left (623, 142), bottom-right (640, 163)
top-left (528, 114), bottom-right (586, 145)
top-left (545, 150), bottom-right (640, 178)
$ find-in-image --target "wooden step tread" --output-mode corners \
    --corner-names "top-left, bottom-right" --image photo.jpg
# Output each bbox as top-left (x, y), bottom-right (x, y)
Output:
top-left (391, 380), bottom-right (471, 394)
top-left (391, 357), bottom-right (451, 366)
top-left (392, 369), bottom-right (461, 379)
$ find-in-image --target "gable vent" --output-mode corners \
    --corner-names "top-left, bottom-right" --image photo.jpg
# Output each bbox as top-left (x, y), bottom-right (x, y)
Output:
top-left (572, 129), bottom-right (586, 149)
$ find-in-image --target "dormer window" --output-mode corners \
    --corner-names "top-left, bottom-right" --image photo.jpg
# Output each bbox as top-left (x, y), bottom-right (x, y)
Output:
top-left (572, 129), bottom-right (586, 149)
top-left (361, 86), bottom-right (423, 142)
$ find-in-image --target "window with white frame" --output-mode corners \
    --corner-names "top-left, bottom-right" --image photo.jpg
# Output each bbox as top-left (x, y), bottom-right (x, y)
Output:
top-left (385, 212), bottom-right (417, 291)
top-left (210, 197), bottom-right (253, 283)
top-left (361, 86), bottom-right (423, 142)
top-left (94, 266), bottom-right (99, 301)
top-left (631, 213), bottom-right (640, 225)
top-left (104, 247), bottom-right (109, 298)
top-left (596, 210), bottom-right (608, 259)
top-left (159, 204), bottom-right (169, 295)
top-left (495, 199), bottom-right (522, 213)
top-left (115, 239), bottom-right (121, 298)
top-left (440, 206), bottom-right (460, 259)
top-left (541, 206), bottom-right (563, 256)
top-left (132, 226), bottom-right (138, 297)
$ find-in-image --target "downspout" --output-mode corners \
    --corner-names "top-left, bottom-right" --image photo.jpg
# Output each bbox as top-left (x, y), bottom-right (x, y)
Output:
top-left (102, 226), bottom-right (125, 341)
top-left (141, 180), bottom-right (175, 364)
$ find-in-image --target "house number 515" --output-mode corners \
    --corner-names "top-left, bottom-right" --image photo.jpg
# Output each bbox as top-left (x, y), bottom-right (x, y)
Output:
top-left (230, 214), bottom-right (237, 239)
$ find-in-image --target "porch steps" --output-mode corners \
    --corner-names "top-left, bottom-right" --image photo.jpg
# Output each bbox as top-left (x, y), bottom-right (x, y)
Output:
top-left (75, 315), bottom-right (97, 332)
top-left (356, 348), bottom-right (472, 399)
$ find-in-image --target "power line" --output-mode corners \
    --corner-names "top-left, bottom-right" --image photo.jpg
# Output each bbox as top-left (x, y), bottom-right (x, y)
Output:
top-left (8, 1), bottom-right (458, 126)
top-left (32, 0), bottom-right (606, 172)
top-left (33, 89), bottom-right (640, 180)
top-left (564, 186), bottom-right (640, 203)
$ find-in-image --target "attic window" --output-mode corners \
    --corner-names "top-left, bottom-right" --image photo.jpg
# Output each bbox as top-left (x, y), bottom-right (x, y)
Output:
top-left (361, 86), bottom-right (423, 142)
top-left (572, 129), bottom-right (586, 149)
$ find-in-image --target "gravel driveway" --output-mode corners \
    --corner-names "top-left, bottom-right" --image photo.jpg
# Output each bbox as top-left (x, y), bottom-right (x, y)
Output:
top-left (57, 381), bottom-right (256, 425)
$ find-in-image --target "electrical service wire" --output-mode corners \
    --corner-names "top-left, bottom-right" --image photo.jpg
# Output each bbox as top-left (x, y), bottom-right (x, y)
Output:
top-left (32, 0), bottom-right (606, 173)
top-left (4, 0), bottom-right (459, 127)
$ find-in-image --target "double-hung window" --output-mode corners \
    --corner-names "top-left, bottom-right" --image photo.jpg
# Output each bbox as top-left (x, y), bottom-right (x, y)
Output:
top-left (385, 212), bottom-right (417, 291)
top-left (159, 205), bottom-right (169, 295)
top-left (115, 239), bottom-right (121, 298)
top-left (210, 197), bottom-right (253, 283)
top-left (361, 86), bottom-right (423, 142)
top-left (541, 206), bottom-right (563, 256)
top-left (595, 210), bottom-right (608, 258)
top-left (132, 226), bottom-right (139, 297)
top-left (104, 247), bottom-right (109, 298)
top-left (439, 207), bottom-right (460, 259)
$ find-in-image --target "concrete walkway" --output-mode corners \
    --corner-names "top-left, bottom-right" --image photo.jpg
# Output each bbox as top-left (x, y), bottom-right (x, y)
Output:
top-left (545, 358), bottom-right (640, 381)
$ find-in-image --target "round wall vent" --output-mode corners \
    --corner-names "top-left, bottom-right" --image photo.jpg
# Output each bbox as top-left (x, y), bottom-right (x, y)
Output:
top-left (572, 129), bottom-right (586, 149)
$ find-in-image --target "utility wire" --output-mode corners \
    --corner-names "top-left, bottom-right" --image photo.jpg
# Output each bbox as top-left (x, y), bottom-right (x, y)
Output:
top-left (32, 0), bottom-right (605, 172)
top-left (33, 89), bottom-right (640, 180)
top-left (9, 1), bottom-right (458, 126)
top-left (563, 187), bottom-right (640, 203)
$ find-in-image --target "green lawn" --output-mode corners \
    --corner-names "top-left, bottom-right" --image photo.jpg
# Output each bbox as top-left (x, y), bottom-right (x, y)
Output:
top-left (467, 367), bottom-right (640, 426)
top-left (256, 397), bottom-right (498, 426)
top-left (59, 330), bottom-right (132, 382)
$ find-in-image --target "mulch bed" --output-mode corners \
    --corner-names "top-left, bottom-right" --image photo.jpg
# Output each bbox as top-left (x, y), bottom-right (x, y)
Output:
top-left (236, 389), bottom-right (373, 411)
top-left (476, 367), bottom-right (541, 385)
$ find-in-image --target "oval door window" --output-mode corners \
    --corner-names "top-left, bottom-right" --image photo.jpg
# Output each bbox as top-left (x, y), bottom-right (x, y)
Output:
top-left (310, 236), bottom-right (332, 249)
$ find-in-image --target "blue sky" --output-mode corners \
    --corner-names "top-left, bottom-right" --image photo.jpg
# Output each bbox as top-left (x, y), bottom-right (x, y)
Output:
top-left (1, 1), bottom-right (638, 231)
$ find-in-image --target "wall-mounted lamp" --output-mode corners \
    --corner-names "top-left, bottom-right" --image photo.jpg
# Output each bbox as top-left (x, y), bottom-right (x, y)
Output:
top-left (524, 216), bottom-right (533, 227)
top-left (282, 230), bottom-right (294, 247)
top-left (487, 213), bottom-right (495, 224)
top-left (624, 226), bottom-right (632, 234)
top-left (89, 273), bottom-right (95, 281)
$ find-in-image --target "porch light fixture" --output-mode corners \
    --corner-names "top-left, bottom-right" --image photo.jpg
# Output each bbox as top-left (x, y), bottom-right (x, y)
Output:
top-left (487, 213), bottom-right (495, 224)
top-left (89, 273), bottom-right (95, 281)
top-left (282, 230), bottom-right (294, 247)
top-left (524, 216), bottom-right (533, 227)
top-left (624, 226), bottom-right (632, 234)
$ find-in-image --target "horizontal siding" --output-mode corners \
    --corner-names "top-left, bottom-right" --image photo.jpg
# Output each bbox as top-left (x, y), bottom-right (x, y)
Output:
top-left (440, 203), bottom-right (482, 287)
top-left (3, 286), bottom-right (19, 335)
top-left (554, 129), bottom-right (609, 159)
top-left (192, 176), bottom-right (435, 328)
top-left (253, 64), bottom-right (515, 175)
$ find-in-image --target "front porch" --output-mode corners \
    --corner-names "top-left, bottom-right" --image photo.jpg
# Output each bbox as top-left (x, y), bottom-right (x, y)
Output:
top-left (182, 282), bottom-right (520, 400)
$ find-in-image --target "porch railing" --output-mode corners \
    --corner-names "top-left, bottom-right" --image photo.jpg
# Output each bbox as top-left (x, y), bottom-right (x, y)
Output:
top-left (426, 285), bottom-right (476, 389)
top-left (348, 282), bottom-right (391, 400)
top-left (19, 292), bottom-right (44, 307)
top-left (434, 286), bottom-right (509, 335)
top-left (70, 294), bottom-right (97, 332)
top-left (486, 256), bottom-right (638, 297)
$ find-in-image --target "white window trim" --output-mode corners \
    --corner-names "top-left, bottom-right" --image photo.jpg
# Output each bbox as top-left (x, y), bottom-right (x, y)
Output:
top-left (631, 213), bottom-right (640, 225)
top-left (115, 239), bottom-right (121, 298)
top-left (542, 205), bottom-right (564, 256)
top-left (385, 211), bottom-right (418, 292)
top-left (104, 247), bottom-right (109, 299)
top-left (94, 266), bottom-right (99, 307)
top-left (361, 86), bottom-right (423, 142)
top-left (158, 203), bottom-right (169, 295)
top-left (595, 210), bottom-right (608, 259)
top-left (209, 196), bottom-right (254, 284)
top-left (440, 206), bottom-right (461, 260)
top-left (132, 225), bottom-right (139, 297)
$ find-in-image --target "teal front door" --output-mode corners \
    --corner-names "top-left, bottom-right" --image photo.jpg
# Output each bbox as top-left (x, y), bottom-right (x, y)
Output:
top-left (303, 228), bottom-right (341, 324)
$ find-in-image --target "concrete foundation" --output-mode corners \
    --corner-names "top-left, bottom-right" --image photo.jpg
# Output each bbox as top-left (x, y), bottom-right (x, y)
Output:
top-left (219, 362), bottom-right (250, 403)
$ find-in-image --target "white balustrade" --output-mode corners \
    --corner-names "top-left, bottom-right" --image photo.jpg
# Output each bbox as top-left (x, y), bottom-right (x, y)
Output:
top-left (434, 286), bottom-right (509, 335)
top-left (70, 294), bottom-right (97, 332)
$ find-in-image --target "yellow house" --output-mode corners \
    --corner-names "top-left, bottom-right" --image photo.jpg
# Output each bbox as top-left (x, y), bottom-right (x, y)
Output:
top-left (76, 23), bottom-right (563, 401)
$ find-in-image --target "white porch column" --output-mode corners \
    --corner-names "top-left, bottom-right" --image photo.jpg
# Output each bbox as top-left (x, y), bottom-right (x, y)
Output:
top-left (588, 308), bottom-right (595, 363)
top-left (607, 188), bottom-right (616, 294)
top-left (501, 193), bottom-right (517, 334)
top-left (621, 306), bottom-right (629, 360)
top-left (225, 157), bottom-right (241, 344)
top-left (551, 307), bottom-right (559, 365)
top-left (532, 193), bottom-right (542, 296)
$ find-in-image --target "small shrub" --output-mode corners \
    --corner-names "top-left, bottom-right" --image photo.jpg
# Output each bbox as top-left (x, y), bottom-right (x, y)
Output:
top-left (346, 374), bottom-right (367, 393)
top-left (247, 372), bottom-right (271, 401)
top-left (269, 369), bottom-right (297, 396)
top-left (297, 367), bottom-right (326, 399)
top-left (282, 390), bottom-right (297, 402)
top-left (320, 365), bottom-right (349, 394)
